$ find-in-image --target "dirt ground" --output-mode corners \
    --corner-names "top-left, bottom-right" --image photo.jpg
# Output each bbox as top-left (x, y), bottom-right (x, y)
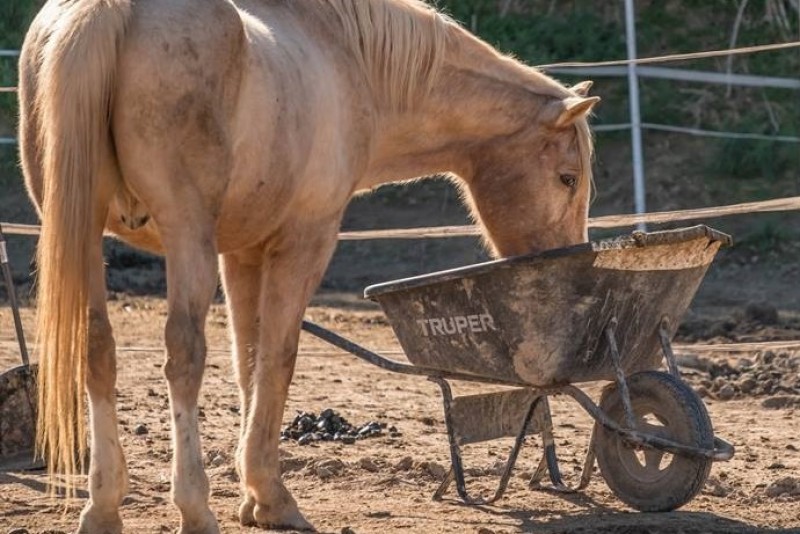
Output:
top-left (1, 295), bottom-right (799, 534)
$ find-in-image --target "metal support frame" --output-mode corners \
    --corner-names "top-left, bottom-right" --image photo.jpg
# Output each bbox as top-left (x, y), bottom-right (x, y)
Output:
top-left (658, 316), bottom-right (681, 378)
top-left (300, 319), bottom-right (735, 506)
top-left (528, 396), bottom-right (596, 493)
top-left (430, 379), bottom-right (596, 504)
top-left (605, 318), bottom-right (637, 430)
top-left (430, 378), bottom-right (542, 504)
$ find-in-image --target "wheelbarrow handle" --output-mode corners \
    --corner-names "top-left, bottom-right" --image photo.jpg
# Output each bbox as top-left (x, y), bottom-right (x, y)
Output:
top-left (0, 225), bottom-right (30, 368)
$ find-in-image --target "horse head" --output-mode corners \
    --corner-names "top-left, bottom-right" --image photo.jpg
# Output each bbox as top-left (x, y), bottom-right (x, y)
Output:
top-left (462, 84), bottom-right (599, 258)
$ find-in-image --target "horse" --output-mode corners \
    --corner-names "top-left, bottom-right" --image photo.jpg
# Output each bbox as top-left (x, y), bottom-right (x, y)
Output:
top-left (18, 0), bottom-right (598, 531)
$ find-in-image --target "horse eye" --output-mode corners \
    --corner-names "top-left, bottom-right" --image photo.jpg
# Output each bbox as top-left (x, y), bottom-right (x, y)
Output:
top-left (560, 174), bottom-right (578, 188)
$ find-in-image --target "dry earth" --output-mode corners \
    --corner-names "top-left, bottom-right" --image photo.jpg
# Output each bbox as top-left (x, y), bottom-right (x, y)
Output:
top-left (0, 295), bottom-right (799, 534)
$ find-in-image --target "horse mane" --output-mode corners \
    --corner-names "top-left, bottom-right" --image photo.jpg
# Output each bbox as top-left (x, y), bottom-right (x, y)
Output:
top-left (325, 0), bottom-right (450, 111)
top-left (324, 0), bottom-right (594, 187)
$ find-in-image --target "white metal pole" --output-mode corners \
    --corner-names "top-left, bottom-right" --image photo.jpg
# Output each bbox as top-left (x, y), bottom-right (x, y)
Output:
top-left (624, 0), bottom-right (647, 231)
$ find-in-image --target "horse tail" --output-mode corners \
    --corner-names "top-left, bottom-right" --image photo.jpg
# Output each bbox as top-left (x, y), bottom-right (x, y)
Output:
top-left (32, 0), bottom-right (131, 489)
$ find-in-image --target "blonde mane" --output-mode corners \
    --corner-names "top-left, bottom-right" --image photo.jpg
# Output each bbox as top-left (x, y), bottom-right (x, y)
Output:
top-left (326, 0), bottom-right (450, 110)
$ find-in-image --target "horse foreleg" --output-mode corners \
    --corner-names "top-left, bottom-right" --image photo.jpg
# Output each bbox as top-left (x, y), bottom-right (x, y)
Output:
top-left (162, 222), bottom-right (219, 534)
top-left (239, 223), bottom-right (340, 530)
top-left (78, 237), bottom-right (128, 534)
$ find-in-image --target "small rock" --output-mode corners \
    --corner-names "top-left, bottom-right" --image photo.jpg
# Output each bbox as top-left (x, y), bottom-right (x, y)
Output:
top-left (8, 529), bottom-right (30, 534)
top-left (477, 529), bottom-right (497, 534)
top-left (359, 457), bottom-right (381, 473)
top-left (717, 384), bottom-right (736, 401)
top-left (365, 511), bottom-right (391, 518)
top-left (761, 396), bottom-right (800, 410)
top-left (421, 461), bottom-right (447, 481)
top-left (281, 457), bottom-right (308, 474)
top-left (210, 454), bottom-right (226, 467)
top-left (134, 424), bottom-right (149, 436)
top-left (420, 416), bottom-right (436, 426)
top-left (765, 477), bottom-right (800, 498)
top-left (315, 458), bottom-right (345, 480)
top-left (395, 456), bottom-right (414, 471)
top-left (341, 528), bottom-right (357, 534)
top-left (677, 354), bottom-right (707, 371)
top-left (738, 377), bottom-right (757, 394)
top-left (760, 351), bottom-right (777, 365)
top-left (768, 462), bottom-right (786, 470)
top-left (316, 466), bottom-right (335, 479)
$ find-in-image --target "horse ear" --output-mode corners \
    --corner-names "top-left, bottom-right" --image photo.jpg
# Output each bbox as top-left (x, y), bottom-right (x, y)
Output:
top-left (570, 81), bottom-right (593, 97)
top-left (553, 96), bottom-right (600, 128)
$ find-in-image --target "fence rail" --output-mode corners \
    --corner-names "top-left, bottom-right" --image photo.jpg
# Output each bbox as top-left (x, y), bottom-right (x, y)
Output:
top-left (3, 194), bottom-right (799, 240)
top-left (548, 65), bottom-right (800, 90)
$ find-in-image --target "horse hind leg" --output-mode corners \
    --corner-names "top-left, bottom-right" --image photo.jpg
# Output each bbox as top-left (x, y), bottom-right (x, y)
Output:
top-left (239, 221), bottom-right (341, 530)
top-left (78, 209), bottom-right (129, 533)
top-left (159, 214), bottom-right (220, 534)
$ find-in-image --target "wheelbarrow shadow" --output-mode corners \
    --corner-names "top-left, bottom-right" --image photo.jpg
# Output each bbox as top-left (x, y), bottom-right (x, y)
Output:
top-left (402, 497), bottom-right (797, 534)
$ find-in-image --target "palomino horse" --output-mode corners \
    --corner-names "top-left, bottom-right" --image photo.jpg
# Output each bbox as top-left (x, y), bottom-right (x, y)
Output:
top-left (19, 0), bottom-right (598, 531)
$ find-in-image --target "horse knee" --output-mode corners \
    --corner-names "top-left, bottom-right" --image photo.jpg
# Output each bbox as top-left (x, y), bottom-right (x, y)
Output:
top-left (164, 312), bottom-right (206, 388)
top-left (87, 309), bottom-right (116, 396)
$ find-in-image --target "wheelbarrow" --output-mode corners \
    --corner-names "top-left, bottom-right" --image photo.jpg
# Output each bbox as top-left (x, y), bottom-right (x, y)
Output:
top-left (302, 225), bottom-right (736, 512)
top-left (0, 224), bottom-right (39, 471)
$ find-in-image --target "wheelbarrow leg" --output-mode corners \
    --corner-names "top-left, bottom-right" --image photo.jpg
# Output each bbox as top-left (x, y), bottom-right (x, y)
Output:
top-left (605, 318), bottom-right (637, 429)
top-left (529, 396), bottom-right (595, 493)
top-left (658, 315), bottom-right (682, 379)
top-left (430, 377), bottom-right (540, 505)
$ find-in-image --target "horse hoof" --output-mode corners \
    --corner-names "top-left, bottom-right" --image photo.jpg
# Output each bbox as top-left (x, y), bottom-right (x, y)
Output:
top-left (253, 503), bottom-right (315, 532)
top-left (77, 506), bottom-right (123, 534)
top-left (238, 496), bottom-right (257, 527)
top-left (177, 510), bottom-right (220, 534)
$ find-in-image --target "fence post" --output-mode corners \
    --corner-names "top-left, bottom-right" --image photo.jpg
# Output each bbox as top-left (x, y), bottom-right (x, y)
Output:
top-left (624, 0), bottom-right (647, 231)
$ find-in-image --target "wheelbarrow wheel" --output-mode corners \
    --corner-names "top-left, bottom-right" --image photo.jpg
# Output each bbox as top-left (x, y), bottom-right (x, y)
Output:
top-left (594, 370), bottom-right (713, 512)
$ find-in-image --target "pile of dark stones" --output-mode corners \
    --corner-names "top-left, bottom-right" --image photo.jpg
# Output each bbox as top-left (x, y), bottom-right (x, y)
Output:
top-left (681, 350), bottom-right (800, 401)
top-left (280, 409), bottom-right (398, 445)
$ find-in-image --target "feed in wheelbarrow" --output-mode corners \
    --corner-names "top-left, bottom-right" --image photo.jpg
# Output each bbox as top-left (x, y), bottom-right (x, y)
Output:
top-left (304, 225), bottom-right (735, 512)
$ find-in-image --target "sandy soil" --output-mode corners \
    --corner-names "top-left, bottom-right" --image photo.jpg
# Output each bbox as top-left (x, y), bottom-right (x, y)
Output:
top-left (1, 296), bottom-right (799, 534)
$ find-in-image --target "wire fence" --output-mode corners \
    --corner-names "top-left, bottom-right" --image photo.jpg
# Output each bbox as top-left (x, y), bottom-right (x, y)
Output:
top-left (0, 42), bottom-right (797, 146)
top-left (0, 40), bottom-right (798, 237)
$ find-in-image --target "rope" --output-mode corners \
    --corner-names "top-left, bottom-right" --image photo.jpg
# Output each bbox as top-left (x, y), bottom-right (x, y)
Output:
top-left (538, 41), bottom-right (800, 69)
top-left (3, 194), bottom-right (800, 239)
top-left (594, 122), bottom-right (800, 143)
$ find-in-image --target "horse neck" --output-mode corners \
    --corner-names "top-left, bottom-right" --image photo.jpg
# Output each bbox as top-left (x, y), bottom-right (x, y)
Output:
top-left (364, 26), bottom-right (568, 188)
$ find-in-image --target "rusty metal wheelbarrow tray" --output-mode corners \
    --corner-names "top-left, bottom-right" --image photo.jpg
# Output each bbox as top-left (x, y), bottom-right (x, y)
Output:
top-left (302, 225), bottom-right (736, 512)
top-left (362, 224), bottom-right (730, 386)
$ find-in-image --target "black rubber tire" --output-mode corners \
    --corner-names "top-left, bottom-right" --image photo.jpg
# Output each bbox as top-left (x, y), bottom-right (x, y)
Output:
top-left (595, 370), bottom-right (713, 512)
